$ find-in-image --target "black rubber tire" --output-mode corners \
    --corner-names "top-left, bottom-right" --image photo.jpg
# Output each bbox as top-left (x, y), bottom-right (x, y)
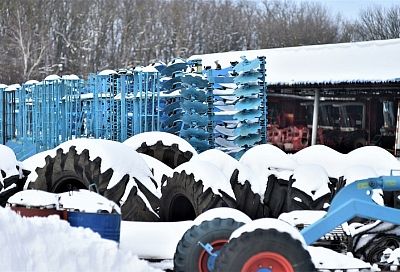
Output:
top-left (174, 218), bottom-right (244, 272)
top-left (159, 171), bottom-right (236, 222)
top-left (0, 172), bottom-right (28, 207)
top-left (353, 222), bottom-right (400, 263)
top-left (120, 184), bottom-right (159, 222)
top-left (136, 140), bottom-right (193, 169)
top-left (263, 175), bottom-right (290, 218)
top-left (230, 169), bottom-right (271, 219)
top-left (28, 146), bottom-right (159, 221)
top-left (286, 177), bottom-right (332, 211)
top-left (214, 228), bottom-right (316, 272)
top-left (28, 147), bottom-right (111, 193)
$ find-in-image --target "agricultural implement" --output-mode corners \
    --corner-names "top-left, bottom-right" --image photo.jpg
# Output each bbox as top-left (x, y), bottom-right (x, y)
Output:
top-left (174, 173), bottom-right (400, 271)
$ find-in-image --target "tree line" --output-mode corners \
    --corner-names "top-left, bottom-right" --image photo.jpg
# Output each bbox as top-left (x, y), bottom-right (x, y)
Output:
top-left (0, 0), bottom-right (399, 84)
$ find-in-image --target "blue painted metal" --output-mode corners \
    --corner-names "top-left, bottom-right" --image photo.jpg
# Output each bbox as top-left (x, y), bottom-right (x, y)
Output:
top-left (0, 84), bottom-right (6, 145)
top-left (67, 211), bottom-right (121, 243)
top-left (198, 241), bottom-right (218, 271)
top-left (301, 175), bottom-right (400, 245)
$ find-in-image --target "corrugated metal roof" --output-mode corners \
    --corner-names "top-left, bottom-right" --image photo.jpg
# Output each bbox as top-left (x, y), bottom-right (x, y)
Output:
top-left (189, 39), bottom-right (400, 86)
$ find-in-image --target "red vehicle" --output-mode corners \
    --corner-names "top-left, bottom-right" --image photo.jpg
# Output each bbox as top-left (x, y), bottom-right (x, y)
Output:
top-left (267, 95), bottom-right (397, 154)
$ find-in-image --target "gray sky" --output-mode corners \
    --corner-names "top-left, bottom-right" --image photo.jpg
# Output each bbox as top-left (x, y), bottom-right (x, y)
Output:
top-left (292, 0), bottom-right (400, 20)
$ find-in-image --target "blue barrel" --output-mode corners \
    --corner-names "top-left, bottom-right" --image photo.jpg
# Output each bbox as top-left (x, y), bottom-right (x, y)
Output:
top-left (67, 211), bottom-right (121, 243)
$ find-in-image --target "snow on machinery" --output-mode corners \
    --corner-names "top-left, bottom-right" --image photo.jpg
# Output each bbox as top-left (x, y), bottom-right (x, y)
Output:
top-left (174, 174), bottom-right (400, 271)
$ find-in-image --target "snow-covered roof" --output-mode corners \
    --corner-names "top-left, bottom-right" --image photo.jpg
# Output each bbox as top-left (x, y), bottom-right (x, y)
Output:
top-left (189, 38), bottom-right (400, 85)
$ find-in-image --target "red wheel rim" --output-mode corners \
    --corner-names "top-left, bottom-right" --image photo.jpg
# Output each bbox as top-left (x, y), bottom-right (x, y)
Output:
top-left (241, 252), bottom-right (294, 272)
top-left (198, 239), bottom-right (227, 272)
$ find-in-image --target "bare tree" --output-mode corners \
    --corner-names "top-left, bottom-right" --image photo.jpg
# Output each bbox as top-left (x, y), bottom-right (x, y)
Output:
top-left (354, 5), bottom-right (400, 40)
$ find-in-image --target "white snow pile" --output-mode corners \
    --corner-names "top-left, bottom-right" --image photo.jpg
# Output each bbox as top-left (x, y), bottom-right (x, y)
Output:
top-left (238, 144), bottom-right (297, 197)
top-left (174, 160), bottom-right (235, 199)
top-left (0, 144), bottom-right (21, 180)
top-left (123, 131), bottom-right (198, 157)
top-left (8, 190), bottom-right (121, 214)
top-left (59, 190), bottom-right (121, 213)
top-left (291, 145), bottom-right (345, 178)
top-left (138, 153), bottom-right (174, 191)
top-left (0, 207), bottom-right (161, 272)
top-left (194, 149), bottom-right (244, 181)
top-left (291, 145), bottom-right (400, 179)
top-left (291, 164), bottom-right (331, 201)
top-left (8, 190), bottom-right (59, 208)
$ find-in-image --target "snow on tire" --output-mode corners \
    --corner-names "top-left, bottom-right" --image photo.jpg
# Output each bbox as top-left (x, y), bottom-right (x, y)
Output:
top-left (229, 169), bottom-right (270, 219)
top-left (174, 218), bottom-right (245, 272)
top-left (24, 139), bottom-right (161, 221)
top-left (159, 160), bottom-right (237, 221)
top-left (0, 145), bottom-right (27, 207)
top-left (124, 132), bottom-right (197, 169)
top-left (286, 164), bottom-right (332, 212)
top-left (214, 228), bottom-right (316, 272)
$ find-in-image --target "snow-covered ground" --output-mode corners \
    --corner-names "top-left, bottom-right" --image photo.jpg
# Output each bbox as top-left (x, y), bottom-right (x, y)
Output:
top-left (0, 207), bottom-right (162, 272)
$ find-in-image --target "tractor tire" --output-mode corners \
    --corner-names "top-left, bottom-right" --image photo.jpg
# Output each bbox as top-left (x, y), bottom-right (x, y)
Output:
top-left (286, 178), bottom-right (331, 212)
top-left (230, 169), bottom-right (271, 219)
top-left (263, 175), bottom-right (289, 218)
top-left (353, 222), bottom-right (400, 263)
top-left (120, 185), bottom-right (159, 222)
top-left (28, 146), bottom-right (159, 221)
top-left (159, 171), bottom-right (236, 222)
top-left (214, 228), bottom-right (316, 272)
top-left (174, 218), bottom-right (244, 272)
top-left (28, 147), bottom-right (111, 194)
top-left (0, 173), bottom-right (28, 207)
top-left (136, 140), bottom-right (193, 169)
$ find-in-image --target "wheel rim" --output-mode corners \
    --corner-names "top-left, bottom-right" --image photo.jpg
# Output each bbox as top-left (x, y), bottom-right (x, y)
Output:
top-left (241, 252), bottom-right (294, 272)
top-left (198, 239), bottom-right (227, 272)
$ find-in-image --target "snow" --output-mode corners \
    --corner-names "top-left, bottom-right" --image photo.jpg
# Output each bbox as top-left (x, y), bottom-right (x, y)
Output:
top-left (229, 218), bottom-right (308, 249)
top-left (189, 38), bottom-right (400, 85)
top-left (309, 246), bottom-right (371, 270)
top-left (141, 65), bottom-right (159, 73)
top-left (4, 83), bottom-right (21, 92)
top-left (239, 144), bottom-right (297, 197)
top-left (194, 149), bottom-right (242, 180)
top-left (8, 190), bottom-right (121, 214)
top-left (138, 153), bottom-right (174, 191)
top-left (279, 210), bottom-right (329, 226)
top-left (22, 139), bottom-right (160, 214)
top-left (347, 146), bottom-right (400, 176)
top-left (0, 83), bottom-right (8, 88)
top-left (58, 190), bottom-right (121, 214)
top-left (24, 80), bottom-right (39, 85)
top-left (8, 190), bottom-right (59, 208)
top-left (0, 207), bottom-right (161, 272)
top-left (293, 144), bottom-right (400, 179)
top-left (123, 131), bottom-right (198, 158)
top-left (192, 207), bottom-right (251, 225)
top-left (44, 74), bottom-right (61, 81)
top-left (292, 145), bottom-right (345, 177)
top-left (174, 160), bottom-right (235, 199)
top-left (120, 220), bottom-right (193, 260)
top-left (98, 69), bottom-right (117, 76)
top-left (0, 144), bottom-right (20, 181)
top-left (291, 164), bottom-right (331, 200)
top-left (61, 74), bottom-right (80, 80)
top-left (57, 139), bottom-right (158, 195)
